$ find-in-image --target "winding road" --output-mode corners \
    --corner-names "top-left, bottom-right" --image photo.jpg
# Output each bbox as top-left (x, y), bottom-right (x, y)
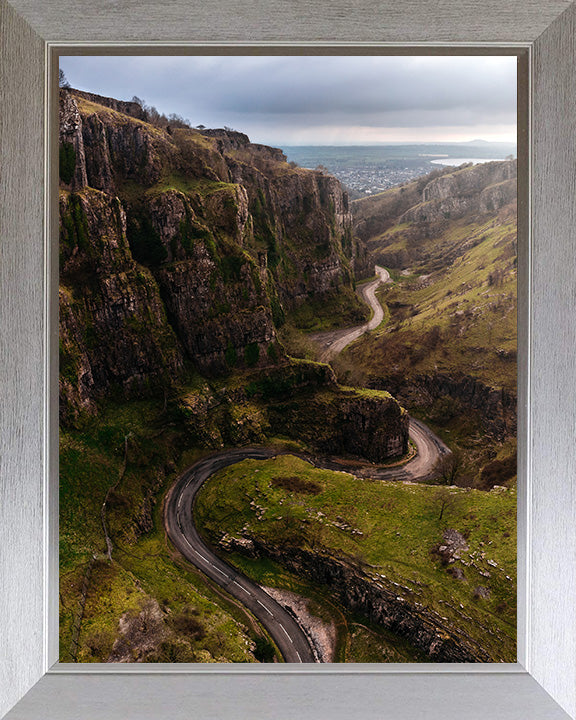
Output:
top-left (310, 265), bottom-right (391, 361)
top-left (165, 447), bottom-right (317, 663)
top-left (164, 264), bottom-right (450, 663)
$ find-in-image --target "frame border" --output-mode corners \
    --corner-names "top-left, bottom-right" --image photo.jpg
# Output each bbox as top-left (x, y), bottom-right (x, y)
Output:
top-left (1, 2), bottom-right (575, 718)
top-left (47, 41), bottom-right (528, 676)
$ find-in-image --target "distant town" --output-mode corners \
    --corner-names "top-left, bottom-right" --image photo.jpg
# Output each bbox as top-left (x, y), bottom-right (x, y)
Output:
top-left (283, 142), bottom-right (517, 198)
top-left (321, 161), bottom-right (437, 197)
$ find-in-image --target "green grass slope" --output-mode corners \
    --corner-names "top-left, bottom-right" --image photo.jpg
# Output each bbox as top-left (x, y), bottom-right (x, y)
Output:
top-left (59, 397), bottom-right (278, 663)
top-left (195, 454), bottom-right (517, 662)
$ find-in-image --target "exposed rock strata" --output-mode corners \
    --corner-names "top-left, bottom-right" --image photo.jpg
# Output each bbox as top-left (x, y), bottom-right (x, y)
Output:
top-left (58, 90), bottom-right (377, 423)
top-left (59, 188), bottom-right (183, 421)
top-left (399, 161), bottom-right (517, 225)
top-left (370, 372), bottom-right (516, 439)
top-left (245, 541), bottom-right (493, 662)
top-left (353, 160), bottom-right (517, 243)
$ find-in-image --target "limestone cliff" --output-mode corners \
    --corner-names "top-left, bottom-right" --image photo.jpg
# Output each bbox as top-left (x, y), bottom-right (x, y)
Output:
top-left (403, 161), bottom-right (517, 224)
top-left (242, 541), bottom-right (493, 662)
top-left (58, 89), bottom-right (370, 420)
top-left (59, 188), bottom-right (183, 420)
top-left (352, 160), bottom-right (517, 246)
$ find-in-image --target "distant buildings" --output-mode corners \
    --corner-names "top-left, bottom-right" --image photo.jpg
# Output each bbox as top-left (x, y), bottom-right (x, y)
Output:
top-left (332, 164), bottom-right (433, 197)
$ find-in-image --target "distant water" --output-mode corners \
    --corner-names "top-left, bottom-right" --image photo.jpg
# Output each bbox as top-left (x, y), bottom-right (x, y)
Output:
top-left (430, 157), bottom-right (508, 167)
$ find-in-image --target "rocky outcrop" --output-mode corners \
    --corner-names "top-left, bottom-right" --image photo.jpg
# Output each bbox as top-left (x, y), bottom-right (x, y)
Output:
top-left (172, 360), bottom-right (408, 459)
top-left (352, 160), bottom-right (517, 241)
top-left (479, 179), bottom-right (517, 214)
top-left (59, 189), bottom-right (183, 421)
top-left (157, 255), bottom-right (276, 375)
top-left (63, 89), bottom-right (359, 308)
top-left (71, 89), bottom-right (148, 120)
top-left (242, 541), bottom-right (493, 662)
top-left (264, 385), bottom-right (409, 463)
top-left (58, 90), bottom-right (376, 416)
top-left (59, 89), bottom-right (88, 189)
top-left (422, 161), bottom-right (516, 203)
top-left (400, 161), bottom-right (517, 224)
top-left (371, 372), bottom-right (516, 439)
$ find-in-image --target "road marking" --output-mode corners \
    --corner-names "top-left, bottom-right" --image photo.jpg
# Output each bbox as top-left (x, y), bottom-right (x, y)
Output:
top-left (279, 624), bottom-right (293, 642)
top-left (195, 550), bottom-right (209, 563)
top-left (233, 580), bottom-right (251, 596)
top-left (256, 599), bottom-right (273, 616)
top-left (211, 565), bottom-right (229, 579)
top-left (295, 651), bottom-right (302, 662)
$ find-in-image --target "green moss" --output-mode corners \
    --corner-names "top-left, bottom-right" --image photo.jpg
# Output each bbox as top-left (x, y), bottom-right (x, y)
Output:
top-left (244, 342), bottom-right (260, 367)
top-left (250, 190), bottom-right (280, 267)
top-left (204, 235), bottom-right (220, 265)
top-left (225, 341), bottom-right (237, 368)
top-left (221, 254), bottom-right (244, 282)
top-left (126, 213), bottom-right (167, 266)
top-left (59, 142), bottom-right (76, 184)
top-left (266, 342), bottom-right (279, 363)
top-left (59, 337), bottom-right (80, 384)
top-left (287, 287), bottom-right (370, 333)
top-left (60, 194), bottom-right (90, 258)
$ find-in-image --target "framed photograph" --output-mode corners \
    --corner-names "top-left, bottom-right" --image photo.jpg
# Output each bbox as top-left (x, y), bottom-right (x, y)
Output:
top-left (1, 1), bottom-right (575, 719)
top-left (55, 51), bottom-right (520, 670)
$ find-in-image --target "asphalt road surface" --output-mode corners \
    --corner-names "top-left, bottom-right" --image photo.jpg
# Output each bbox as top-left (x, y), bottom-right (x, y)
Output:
top-left (164, 265), bottom-right (450, 663)
top-left (164, 447), bottom-right (317, 663)
top-left (164, 428), bottom-right (450, 664)
top-left (309, 264), bottom-right (451, 479)
top-left (310, 265), bottom-right (390, 361)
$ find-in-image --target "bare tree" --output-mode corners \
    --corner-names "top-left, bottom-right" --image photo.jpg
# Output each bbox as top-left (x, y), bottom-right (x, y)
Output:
top-left (59, 69), bottom-right (70, 88)
top-left (432, 449), bottom-right (463, 485)
top-left (432, 487), bottom-right (463, 523)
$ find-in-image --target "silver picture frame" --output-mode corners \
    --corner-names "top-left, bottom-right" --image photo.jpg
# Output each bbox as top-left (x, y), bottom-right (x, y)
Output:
top-left (1, 1), bottom-right (575, 718)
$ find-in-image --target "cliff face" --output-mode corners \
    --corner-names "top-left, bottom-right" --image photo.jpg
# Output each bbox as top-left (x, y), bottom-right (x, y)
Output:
top-left (58, 89), bottom-right (369, 420)
top-left (69, 89), bottom-right (148, 120)
top-left (59, 188), bottom-right (184, 420)
top-left (266, 389), bottom-right (409, 462)
top-left (60, 89), bottom-right (364, 298)
top-left (353, 160), bottom-right (517, 244)
top-left (399, 161), bottom-right (516, 224)
top-left (174, 362), bottom-right (409, 461)
top-left (226, 540), bottom-right (493, 662)
top-left (370, 373), bottom-right (516, 440)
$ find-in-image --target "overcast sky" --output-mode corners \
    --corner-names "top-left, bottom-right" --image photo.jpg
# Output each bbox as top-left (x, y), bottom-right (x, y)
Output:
top-left (60, 55), bottom-right (517, 146)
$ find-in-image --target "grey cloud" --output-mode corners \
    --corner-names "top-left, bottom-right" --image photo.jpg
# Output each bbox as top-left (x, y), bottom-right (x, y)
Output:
top-left (60, 55), bottom-right (516, 144)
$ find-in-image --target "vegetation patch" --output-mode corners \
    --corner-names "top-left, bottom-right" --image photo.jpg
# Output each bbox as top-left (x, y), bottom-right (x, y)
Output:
top-left (127, 212), bottom-right (167, 266)
top-left (287, 287), bottom-right (370, 333)
top-left (59, 396), bottom-right (263, 663)
top-left (195, 454), bottom-right (517, 661)
top-left (270, 475), bottom-right (323, 495)
top-left (59, 142), bottom-right (76, 184)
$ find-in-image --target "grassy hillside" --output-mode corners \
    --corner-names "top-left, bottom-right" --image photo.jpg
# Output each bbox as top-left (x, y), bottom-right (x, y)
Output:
top-left (195, 454), bottom-right (517, 662)
top-left (59, 358), bottom-right (410, 662)
top-left (341, 172), bottom-right (518, 491)
top-left (343, 213), bottom-right (517, 392)
top-left (59, 395), bottom-right (278, 663)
